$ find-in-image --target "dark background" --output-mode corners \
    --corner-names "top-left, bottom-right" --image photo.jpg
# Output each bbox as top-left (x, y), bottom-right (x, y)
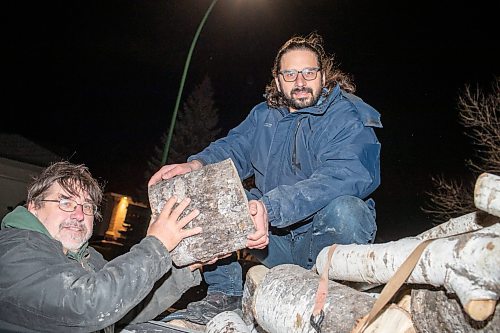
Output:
top-left (3, 0), bottom-right (498, 240)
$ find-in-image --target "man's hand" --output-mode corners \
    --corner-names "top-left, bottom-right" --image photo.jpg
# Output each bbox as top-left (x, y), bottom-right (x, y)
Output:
top-left (148, 160), bottom-right (203, 186)
top-left (247, 200), bottom-right (269, 249)
top-left (147, 196), bottom-right (202, 252)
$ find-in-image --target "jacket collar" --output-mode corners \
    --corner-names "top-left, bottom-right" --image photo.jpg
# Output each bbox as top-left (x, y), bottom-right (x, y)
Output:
top-left (1, 205), bottom-right (89, 261)
top-left (279, 85), bottom-right (341, 115)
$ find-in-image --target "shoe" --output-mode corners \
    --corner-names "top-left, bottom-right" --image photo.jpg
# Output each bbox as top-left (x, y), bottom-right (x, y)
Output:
top-left (181, 292), bottom-right (242, 325)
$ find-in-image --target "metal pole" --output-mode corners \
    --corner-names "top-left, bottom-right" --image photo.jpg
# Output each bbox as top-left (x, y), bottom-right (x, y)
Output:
top-left (161, 0), bottom-right (219, 165)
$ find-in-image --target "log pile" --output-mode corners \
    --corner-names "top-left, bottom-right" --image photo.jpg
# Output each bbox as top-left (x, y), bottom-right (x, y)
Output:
top-left (237, 172), bottom-right (500, 333)
top-left (165, 172), bottom-right (499, 332)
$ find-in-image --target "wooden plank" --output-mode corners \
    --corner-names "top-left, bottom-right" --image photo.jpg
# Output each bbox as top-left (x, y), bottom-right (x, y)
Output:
top-left (148, 159), bottom-right (255, 266)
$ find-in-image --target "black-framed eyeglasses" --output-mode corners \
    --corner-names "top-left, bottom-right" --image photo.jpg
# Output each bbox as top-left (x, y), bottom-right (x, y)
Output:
top-left (41, 198), bottom-right (97, 216)
top-left (279, 67), bottom-right (321, 82)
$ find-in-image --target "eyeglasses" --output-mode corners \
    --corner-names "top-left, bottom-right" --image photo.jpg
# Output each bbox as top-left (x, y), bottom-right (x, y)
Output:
top-left (41, 198), bottom-right (97, 216)
top-left (279, 67), bottom-right (321, 82)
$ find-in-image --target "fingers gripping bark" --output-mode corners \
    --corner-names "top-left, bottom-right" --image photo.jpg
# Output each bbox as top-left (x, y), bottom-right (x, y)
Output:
top-left (147, 196), bottom-right (202, 252)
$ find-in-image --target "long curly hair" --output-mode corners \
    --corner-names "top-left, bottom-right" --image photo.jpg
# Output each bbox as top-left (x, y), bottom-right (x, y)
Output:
top-left (265, 32), bottom-right (355, 108)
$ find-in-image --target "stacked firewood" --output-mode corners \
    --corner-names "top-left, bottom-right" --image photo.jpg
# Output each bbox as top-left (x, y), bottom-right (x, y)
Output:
top-left (207, 173), bottom-right (499, 333)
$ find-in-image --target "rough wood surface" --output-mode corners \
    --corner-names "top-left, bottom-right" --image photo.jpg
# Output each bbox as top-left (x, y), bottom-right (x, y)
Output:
top-left (411, 288), bottom-right (500, 333)
top-left (242, 265), bottom-right (268, 326)
top-left (148, 159), bottom-right (255, 266)
top-left (250, 264), bottom-right (375, 333)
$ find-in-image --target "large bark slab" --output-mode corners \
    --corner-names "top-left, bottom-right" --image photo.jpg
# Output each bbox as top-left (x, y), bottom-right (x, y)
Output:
top-left (411, 288), bottom-right (500, 333)
top-left (148, 159), bottom-right (255, 266)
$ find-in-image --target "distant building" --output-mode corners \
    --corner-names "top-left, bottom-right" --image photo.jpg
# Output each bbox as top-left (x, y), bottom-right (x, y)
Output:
top-left (0, 134), bottom-right (151, 254)
top-left (0, 134), bottom-right (62, 220)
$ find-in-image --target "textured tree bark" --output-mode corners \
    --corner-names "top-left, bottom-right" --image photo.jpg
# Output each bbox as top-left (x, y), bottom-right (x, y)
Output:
top-left (206, 311), bottom-right (253, 333)
top-left (475, 172), bottom-right (500, 218)
top-left (415, 211), bottom-right (499, 240)
top-left (242, 265), bottom-right (268, 327)
top-left (411, 288), bottom-right (500, 333)
top-left (248, 264), bottom-right (376, 333)
top-left (316, 224), bottom-right (500, 321)
top-left (148, 158), bottom-right (255, 266)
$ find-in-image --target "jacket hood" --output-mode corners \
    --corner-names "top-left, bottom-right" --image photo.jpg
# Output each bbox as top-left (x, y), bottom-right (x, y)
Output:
top-left (1, 206), bottom-right (89, 260)
top-left (2, 206), bottom-right (51, 236)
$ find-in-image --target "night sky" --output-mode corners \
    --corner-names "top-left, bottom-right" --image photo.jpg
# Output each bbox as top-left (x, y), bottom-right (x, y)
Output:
top-left (4, 1), bottom-right (499, 240)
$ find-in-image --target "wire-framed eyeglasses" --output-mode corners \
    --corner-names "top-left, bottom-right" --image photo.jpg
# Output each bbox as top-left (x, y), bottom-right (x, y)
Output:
top-left (41, 198), bottom-right (97, 216)
top-left (279, 67), bottom-right (321, 82)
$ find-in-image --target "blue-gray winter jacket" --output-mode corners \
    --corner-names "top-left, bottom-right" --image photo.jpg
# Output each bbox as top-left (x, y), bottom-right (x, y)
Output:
top-left (189, 85), bottom-right (382, 233)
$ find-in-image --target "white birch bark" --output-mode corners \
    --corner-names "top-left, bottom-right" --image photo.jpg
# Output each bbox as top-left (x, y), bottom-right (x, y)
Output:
top-left (415, 211), bottom-right (499, 240)
top-left (251, 264), bottom-right (375, 333)
top-left (205, 311), bottom-right (254, 333)
top-left (316, 224), bottom-right (500, 320)
top-left (475, 172), bottom-right (500, 218)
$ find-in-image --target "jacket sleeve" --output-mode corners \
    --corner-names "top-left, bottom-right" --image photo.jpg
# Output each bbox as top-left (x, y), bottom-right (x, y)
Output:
top-left (188, 104), bottom-right (261, 180)
top-left (122, 266), bottom-right (201, 324)
top-left (262, 119), bottom-right (381, 228)
top-left (0, 233), bottom-right (188, 332)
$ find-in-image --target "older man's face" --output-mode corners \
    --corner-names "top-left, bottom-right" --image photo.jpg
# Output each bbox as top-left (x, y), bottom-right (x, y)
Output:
top-left (29, 183), bottom-right (94, 254)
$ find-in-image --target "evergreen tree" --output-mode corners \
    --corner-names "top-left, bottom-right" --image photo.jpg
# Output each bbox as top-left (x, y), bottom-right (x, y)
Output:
top-left (137, 76), bottom-right (222, 202)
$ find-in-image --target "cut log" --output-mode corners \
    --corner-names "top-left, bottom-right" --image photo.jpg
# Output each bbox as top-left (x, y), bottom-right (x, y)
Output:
top-left (148, 159), bottom-right (255, 266)
top-left (363, 303), bottom-right (415, 333)
top-left (205, 311), bottom-right (253, 333)
top-left (411, 288), bottom-right (500, 332)
top-left (242, 265), bottom-right (268, 327)
top-left (475, 172), bottom-right (500, 218)
top-left (316, 224), bottom-right (500, 321)
top-left (246, 264), bottom-right (376, 333)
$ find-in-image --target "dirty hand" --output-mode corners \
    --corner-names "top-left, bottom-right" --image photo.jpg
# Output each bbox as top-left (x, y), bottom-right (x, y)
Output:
top-left (247, 200), bottom-right (269, 249)
top-left (147, 196), bottom-right (202, 252)
top-left (148, 160), bottom-right (203, 186)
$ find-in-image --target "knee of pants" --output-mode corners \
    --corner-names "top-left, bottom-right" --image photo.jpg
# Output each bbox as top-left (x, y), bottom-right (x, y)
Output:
top-left (312, 195), bottom-right (377, 244)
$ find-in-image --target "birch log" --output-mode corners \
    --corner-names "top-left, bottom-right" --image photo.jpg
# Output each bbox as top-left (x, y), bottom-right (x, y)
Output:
top-left (316, 224), bottom-right (500, 321)
top-left (205, 311), bottom-right (253, 333)
top-left (475, 172), bottom-right (500, 218)
top-left (411, 288), bottom-right (500, 332)
top-left (248, 264), bottom-right (376, 333)
top-left (415, 211), bottom-right (499, 240)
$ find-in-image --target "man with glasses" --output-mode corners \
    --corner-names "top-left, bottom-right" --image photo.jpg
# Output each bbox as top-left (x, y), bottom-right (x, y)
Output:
top-left (0, 161), bottom-right (210, 332)
top-left (150, 32), bottom-right (382, 325)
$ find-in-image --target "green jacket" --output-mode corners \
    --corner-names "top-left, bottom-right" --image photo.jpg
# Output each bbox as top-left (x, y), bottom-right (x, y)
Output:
top-left (0, 206), bottom-right (201, 332)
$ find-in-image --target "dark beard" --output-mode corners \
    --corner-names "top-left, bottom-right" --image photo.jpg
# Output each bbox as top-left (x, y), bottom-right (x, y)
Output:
top-left (284, 87), bottom-right (321, 110)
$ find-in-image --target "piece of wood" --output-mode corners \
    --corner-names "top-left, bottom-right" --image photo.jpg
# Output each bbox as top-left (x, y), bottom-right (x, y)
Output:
top-left (242, 265), bottom-right (268, 327)
top-left (315, 223), bottom-right (500, 321)
top-left (475, 172), bottom-right (500, 218)
top-left (148, 159), bottom-right (255, 266)
top-left (363, 304), bottom-right (415, 333)
top-left (167, 319), bottom-right (205, 332)
top-left (248, 264), bottom-right (376, 333)
top-left (411, 288), bottom-right (500, 332)
top-left (415, 211), bottom-right (499, 241)
top-left (206, 311), bottom-right (253, 333)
